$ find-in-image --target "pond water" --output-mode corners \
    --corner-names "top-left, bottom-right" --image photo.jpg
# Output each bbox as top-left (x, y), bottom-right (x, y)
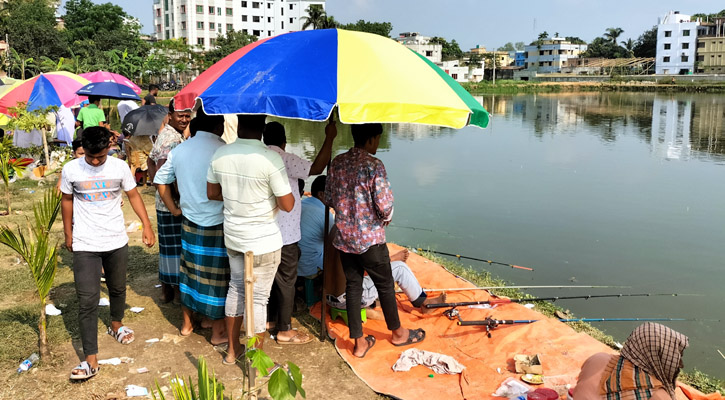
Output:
top-left (283, 92), bottom-right (725, 377)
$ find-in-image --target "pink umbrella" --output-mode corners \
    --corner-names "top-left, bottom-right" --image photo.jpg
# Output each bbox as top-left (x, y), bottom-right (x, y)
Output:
top-left (80, 71), bottom-right (142, 95)
top-left (0, 72), bottom-right (90, 114)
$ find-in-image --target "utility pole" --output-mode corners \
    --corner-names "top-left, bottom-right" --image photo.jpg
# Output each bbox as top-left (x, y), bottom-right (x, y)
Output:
top-left (493, 54), bottom-right (496, 85)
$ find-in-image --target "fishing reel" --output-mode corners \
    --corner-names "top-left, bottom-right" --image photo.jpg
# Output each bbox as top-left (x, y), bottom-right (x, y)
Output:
top-left (443, 307), bottom-right (500, 338)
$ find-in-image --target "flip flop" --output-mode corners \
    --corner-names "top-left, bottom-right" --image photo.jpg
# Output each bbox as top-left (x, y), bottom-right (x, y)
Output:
top-left (354, 335), bottom-right (376, 358)
top-left (393, 328), bottom-right (426, 347)
top-left (69, 361), bottom-right (100, 381)
top-left (108, 326), bottom-right (135, 345)
top-left (275, 331), bottom-right (313, 345)
top-left (222, 351), bottom-right (245, 366)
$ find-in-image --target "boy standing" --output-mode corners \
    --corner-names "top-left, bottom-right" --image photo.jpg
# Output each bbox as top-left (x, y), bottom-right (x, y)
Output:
top-left (60, 126), bottom-right (155, 380)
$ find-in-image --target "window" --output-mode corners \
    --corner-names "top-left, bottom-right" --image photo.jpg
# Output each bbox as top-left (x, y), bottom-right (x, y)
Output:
top-left (242, 15), bottom-right (247, 21)
top-left (164, 14), bottom-right (169, 26)
top-left (698, 41), bottom-right (705, 48)
top-left (289, 17), bottom-right (293, 23)
top-left (682, 30), bottom-right (690, 37)
top-left (681, 55), bottom-right (688, 62)
top-left (664, 30), bottom-right (672, 37)
top-left (196, 5), bottom-right (203, 13)
top-left (197, 37), bottom-right (204, 45)
top-left (281, 7), bottom-right (284, 15)
top-left (209, 22), bottom-right (215, 30)
top-left (227, 23), bottom-right (233, 31)
top-left (156, 24), bottom-right (162, 33)
top-left (267, 2), bottom-right (271, 8)
top-left (243, 29), bottom-right (249, 34)
top-left (165, 30), bottom-right (170, 40)
top-left (218, 7), bottom-right (222, 15)
top-left (267, 30), bottom-right (271, 36)
top-left (289, 4), bottom-right (293, 9)
top-left (253, 16), bottom-right (260, 22)
top-left (210, 38), bottom-right (217, 45)
top-left (226, 7), bottom-right (233, 15)
top-left (181, 21), bottom-right (186, 30)
top-left (241, 1), bottom-right (247, 7)
top-left (663, 56), bottom-right (670, 62)
top-left (180, 5), bottom-right (185, 13)
top-left (253, 29), bottom-right (260, 36)
top-left (664, 43), bottom-right (671, 50)
top-left (267, 17), bottom-right (271, 23)
top-left (451, 73), bottom-right (458, 79)
top-left (164, 0), bottom-right (168, 9)
top-left (697, 55), bottom-right (704, 62)
top-left (156, 8), bottom-right (161, 17)
top-left (682, 43), bottom-right (689, 49)
top-left (208, 6), bottom-right (214, 14)
top-left (197, 21), bottom-right (204, 29)
top-left (252, 2), bottom-right (260, 8)
top-left (425, 50), bottom-right (432, 57)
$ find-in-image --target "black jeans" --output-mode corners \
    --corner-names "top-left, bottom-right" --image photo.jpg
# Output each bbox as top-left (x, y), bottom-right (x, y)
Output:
top-left (267, 243), bottom-right (300, 332)
top-left (73, 245), bottom-right (128, 356)
top-left (340, 244), bottom-right (401, 339)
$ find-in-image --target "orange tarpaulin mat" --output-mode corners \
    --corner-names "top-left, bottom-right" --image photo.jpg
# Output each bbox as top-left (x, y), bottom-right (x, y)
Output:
top-left (311, 244), bottom-right (616, 399)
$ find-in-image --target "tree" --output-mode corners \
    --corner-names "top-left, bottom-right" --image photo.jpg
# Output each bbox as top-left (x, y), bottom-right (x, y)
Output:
top-left (633, 25), bottom-right (657, 58)
top-left (583, 36), bottom-right (628, 59)
top-left (430, 37), bottom-right (463, 61)
top-left (621, 38), bottom-right (635, 58)
top-left (301, 5), bottom-right (326, 30)
top-left (604, 27), bottom-right (625, 44)
top-left (565, 36), bottom-right (587, 45)
top-left (6, 104), bottom-right (57, 170)
top-left (0, 189), bottom-right (62, 359)
top-left (0, 136), bottom-right (28, 214)
top-left (538, 31), bottom-right (549, 41)
top-left (0, 0), bottom-right (66, 62)
top-left (2, 48), bottom-right (38, 80)
top-left (339, 20), bottom-right (393, 37)
top-left (497, 42), bottom-right (516, 52)
top-left (206, 30), bottom-right (257, 64)
top-left (515, 42), bottom-right (526, 51)
top-left (466, 52), bottom-right (483, 67)
top-left (320, 15), bottom-right (338, 29)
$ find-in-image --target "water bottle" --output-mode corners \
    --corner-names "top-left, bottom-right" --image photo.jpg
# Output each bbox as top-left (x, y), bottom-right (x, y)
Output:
top-left (17, 353), bottom-right (39, 373)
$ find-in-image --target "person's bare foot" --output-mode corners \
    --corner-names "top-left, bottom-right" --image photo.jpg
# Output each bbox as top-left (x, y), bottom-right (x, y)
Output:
top-left (180, 323), bottom-right (193, 337)
top-left (353, 335), bottom-right (375, 358)
top-left (420, 292), bottom-right (447, 314)
top-left (224, 342), bottom-right (244, 364)
top-left (390, 249), bottom-right (410, 263)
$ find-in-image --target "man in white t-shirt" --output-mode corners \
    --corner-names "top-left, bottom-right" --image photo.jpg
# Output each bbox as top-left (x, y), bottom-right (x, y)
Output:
top-left (61, 126), bottom-right (155, 381)
top-left (207, 114), bottom-right (294, 364)
top-left (117, 99), bottom-right (139, 124)
top-left (262, 120), bottom-right (336, 344)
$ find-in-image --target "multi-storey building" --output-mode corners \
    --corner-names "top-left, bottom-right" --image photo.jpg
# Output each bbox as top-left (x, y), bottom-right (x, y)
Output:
top-left (152, 0), bottom-right (325, 51)
top-left (523, 38), bottom-right (587, 73)
top-left (695, 17), bottom-right (725, 74)
top-left (395, 32), bottom-right (442, 63)
top-left (655, 11), bottom-right (700, 75)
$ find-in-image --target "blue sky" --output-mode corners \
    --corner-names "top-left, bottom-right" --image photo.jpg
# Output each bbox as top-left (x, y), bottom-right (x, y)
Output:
top-left (65, 0), bottom-right (725, 50)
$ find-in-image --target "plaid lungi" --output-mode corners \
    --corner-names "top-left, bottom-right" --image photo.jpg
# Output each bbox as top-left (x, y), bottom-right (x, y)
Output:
top-left (179, 218), bottom-right (229, 320)
top-left (157, 210), bottom-right (182, 285)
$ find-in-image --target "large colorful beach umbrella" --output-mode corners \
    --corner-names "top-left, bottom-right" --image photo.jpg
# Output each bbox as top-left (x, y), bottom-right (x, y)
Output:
top-left (0, 72), bottom-right (90, 115)
top-left (80, 71), bottom-right (142, 95)
top-left (174, 29), bottom-right (489, 129)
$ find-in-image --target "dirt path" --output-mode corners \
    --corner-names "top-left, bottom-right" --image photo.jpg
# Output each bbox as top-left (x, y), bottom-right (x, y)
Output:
top-left (0, 186), bottom-right (382, 400)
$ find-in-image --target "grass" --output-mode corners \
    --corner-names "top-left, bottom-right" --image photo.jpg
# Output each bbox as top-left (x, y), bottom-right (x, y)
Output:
top-left (414, 249), bottom-right (725, 394)
top-left (462, 79), bottom-right (725, 95)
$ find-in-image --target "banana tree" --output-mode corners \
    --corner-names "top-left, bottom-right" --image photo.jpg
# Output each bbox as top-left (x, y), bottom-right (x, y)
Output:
top-left (0, 189), bottom-right (62, 359)
top-left (0, 136), bottom-right (30, 214)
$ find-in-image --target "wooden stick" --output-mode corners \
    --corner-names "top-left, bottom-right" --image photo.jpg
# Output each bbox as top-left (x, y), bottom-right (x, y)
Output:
top-left (718, 349), bottom-right (725, 360)
top-left (244, 251), bottom-right (257, 400)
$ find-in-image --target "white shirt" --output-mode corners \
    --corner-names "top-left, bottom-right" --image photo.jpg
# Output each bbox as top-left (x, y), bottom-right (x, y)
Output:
top-left (154, 131), bottom-right (225, 227)
top-left (268, 145), bottom-right (313, 245)
top-left (207, 138), bottom-right (292, 254)
top-left (56, 106), bottom-right (75, 145)
top-left (117, 100), bottom-right (139, 123)
top-left (60, 157), bottom-right (137, 252)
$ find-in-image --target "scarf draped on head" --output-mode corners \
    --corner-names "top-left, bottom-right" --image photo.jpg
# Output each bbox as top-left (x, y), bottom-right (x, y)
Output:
top-left (619, 322), bottom-right (689, 399)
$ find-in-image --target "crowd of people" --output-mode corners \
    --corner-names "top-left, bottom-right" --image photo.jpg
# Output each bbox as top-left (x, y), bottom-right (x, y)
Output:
top-left (59, 100), bottom-right (696, 400)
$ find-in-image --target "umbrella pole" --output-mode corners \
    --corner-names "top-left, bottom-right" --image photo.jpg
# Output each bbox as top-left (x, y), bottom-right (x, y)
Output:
top-left (320, 159), bottom-right (330, 342)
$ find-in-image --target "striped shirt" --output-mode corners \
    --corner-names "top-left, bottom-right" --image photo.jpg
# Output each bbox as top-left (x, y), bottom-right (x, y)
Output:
top-left (207, 138), bottom-right (292, 254)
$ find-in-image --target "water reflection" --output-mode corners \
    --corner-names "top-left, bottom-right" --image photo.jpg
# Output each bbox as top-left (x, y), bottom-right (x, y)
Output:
top-left (484, 93), bottom-right (725, 161)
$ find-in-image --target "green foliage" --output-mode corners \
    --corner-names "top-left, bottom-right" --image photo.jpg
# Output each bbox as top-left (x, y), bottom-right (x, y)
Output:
top-left (6, 103), bottom-right (55, 134)
top-left (339, 20), bottom-right (393, 37)
top-left (0, 136), bottom-right (27, 213)
top-left (0, 0), bottom-right (66, 64)
top-left (152, 357), bottom-right (224, 400)
top-left (206, 30), bottom-right (257, 65)
top-left (691, 9), bottom-right (725, 21)
top-left (680, 370), bottom-right (725, 395)
top-left (301, 5), bottom-right (326, 30)
top-left (430, 37), bottom-right (463, 61)
top-left (268, 362), bottom-right (305, 400)
top-left (497, 42), bottom-right (515, 52)
top-left (633, 25), bottom-right (657, 58)
top-left (565, 36), bottom-right (587, 45)
top-left (583, 37), bottom-right (629, 59)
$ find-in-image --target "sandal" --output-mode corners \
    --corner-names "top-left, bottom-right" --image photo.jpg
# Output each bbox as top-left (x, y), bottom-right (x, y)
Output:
top-left (108, 326), bottom-right (135, 345)
top-left (275, 331), bottom-right (313, 345)
top-left (393, 328), bottom-right (426, 347)
top-left (69, 361), bottom-right (100, 380)
top-left (354, 335), bottom-right (376, 358)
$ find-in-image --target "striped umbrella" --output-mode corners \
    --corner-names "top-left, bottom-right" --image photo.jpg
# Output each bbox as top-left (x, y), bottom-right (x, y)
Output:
top-left (0, 72), bottom-right (90, 115)
top-left (80, 71), bottom-right (142, 95)
top-left (174, 29), bottom-right (488, 129)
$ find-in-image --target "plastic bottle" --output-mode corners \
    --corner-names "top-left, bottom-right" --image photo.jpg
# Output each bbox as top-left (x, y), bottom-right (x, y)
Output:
top-left (17, 353), bottom-right (39, 373)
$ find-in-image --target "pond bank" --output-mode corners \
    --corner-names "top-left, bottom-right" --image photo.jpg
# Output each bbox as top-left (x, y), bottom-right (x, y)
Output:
top-left (463, 80), bottom-right (725, 94)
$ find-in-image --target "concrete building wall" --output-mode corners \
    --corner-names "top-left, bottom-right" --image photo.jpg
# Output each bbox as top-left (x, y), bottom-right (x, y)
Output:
top-left (655, 11), bottom-right (699, 75)
top-left (153, 0), bottom-right (324, 51)
top-left (697, 37), bottom-right (725, 73)
top-left (396, 32), bottom-right (442, 63)
top-left (524, 39), bottom-right (587, 73)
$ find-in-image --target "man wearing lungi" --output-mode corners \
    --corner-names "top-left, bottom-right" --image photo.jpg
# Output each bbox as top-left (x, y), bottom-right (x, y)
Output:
top-left (155, 111), bottom-right (228, 346)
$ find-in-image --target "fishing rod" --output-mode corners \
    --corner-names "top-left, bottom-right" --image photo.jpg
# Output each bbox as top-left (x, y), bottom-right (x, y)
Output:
top-left (441, 309), bottom-right (717, 338)
top-left (412, 248), bottom-right (534, 271)
top-left (421, 285), bottom-right (631, 292)
top-left (425, 293), bottom-right (687, 309)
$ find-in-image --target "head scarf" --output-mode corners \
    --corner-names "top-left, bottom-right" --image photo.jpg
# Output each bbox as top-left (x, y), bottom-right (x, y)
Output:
top-left (620, 322), bottom-right (689, 398)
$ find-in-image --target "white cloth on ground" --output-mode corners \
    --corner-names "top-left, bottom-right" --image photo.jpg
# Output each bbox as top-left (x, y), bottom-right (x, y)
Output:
top-left (392, 348), bottom-right (465, 374)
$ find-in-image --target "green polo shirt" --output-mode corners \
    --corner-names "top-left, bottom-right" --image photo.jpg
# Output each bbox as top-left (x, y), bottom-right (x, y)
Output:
top-left (76, 104), bottom-right (106, 129)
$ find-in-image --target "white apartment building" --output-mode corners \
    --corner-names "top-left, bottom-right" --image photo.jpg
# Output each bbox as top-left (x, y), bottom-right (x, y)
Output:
top-left (152, 0), bottom-right (325, 51)
top-left (438, 60), bottom-right (483, 83)
top-left (655, 11), bottom-right (700, 75)
top-left (395, 32), bottom-right (442, 63)
top-left (524, 38), bottom-right (587, 73)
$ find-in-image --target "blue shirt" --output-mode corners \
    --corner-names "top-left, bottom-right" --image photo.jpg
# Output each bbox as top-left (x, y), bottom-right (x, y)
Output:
top-left (154, 130), bottom-right (225, 227)
top-left (298, 196), bottom-right (334, 277)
